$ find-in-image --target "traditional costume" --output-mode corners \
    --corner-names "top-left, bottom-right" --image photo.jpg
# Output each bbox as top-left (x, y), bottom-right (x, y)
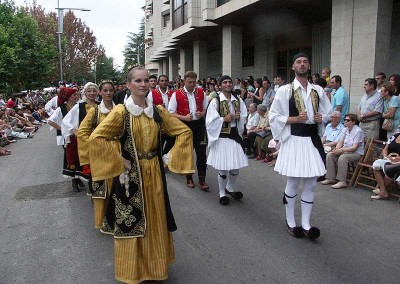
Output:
top-left (269, 53), bottom-right (331, 239)
top-left (206, 76), bottom-right (248, 205)
top-left (168, 86), bottom-right (209, 189)
top-left (77, 100), bottom-right (118, 229)
top-left (89, 97), bottom-right (194, 284)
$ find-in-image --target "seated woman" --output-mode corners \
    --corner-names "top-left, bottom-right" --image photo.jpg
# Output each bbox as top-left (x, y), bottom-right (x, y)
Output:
top-left (251, 104), bottom-right (272, 161)
top-left (321, 113), bottom-right (365, 188)
top-left (371, 133), bottom-right (400, 200)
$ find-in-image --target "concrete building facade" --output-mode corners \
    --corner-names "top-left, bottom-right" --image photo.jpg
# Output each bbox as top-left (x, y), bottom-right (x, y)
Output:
top-left (144, 0), bottom-right (400, 111)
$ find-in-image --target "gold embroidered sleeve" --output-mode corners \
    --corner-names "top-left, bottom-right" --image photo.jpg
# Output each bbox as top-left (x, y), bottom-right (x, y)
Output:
top-left (158, 105), bottom-right (195, 174)
top-left (89, 105), bottom-right (125, 181)
top-left (77, 107), bottom-right (96, 166)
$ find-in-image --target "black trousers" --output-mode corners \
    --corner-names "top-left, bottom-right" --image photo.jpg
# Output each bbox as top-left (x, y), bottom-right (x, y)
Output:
top-left (246, 132), bottom-right (257, 154)
top-left (184, 118), bottom-right (207, 182)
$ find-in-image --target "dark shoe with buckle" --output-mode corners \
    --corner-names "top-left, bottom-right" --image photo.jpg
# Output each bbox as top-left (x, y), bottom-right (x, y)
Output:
top-left (219, 196), bottom-right (229, 205)
top-left (186, 179), bottom-right (195, 188)
top-left (247, 154), bottom-right (257, 159)
top-left (302, 227), bottom-right (320, 239)
top-left (225, 189), bottom-right (243, 200)
top-left (199, 182), bottom-right (209, 191)
top-left (287, 222), bottom-right (304, 238)
top-left (76, 178), bottom-right (85, 188)
top-left (72, 179), bottom-right (80, 192)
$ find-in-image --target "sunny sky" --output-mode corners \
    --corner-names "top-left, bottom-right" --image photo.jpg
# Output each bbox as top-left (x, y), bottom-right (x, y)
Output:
top-left (13, 0), bottom-right (145, 68)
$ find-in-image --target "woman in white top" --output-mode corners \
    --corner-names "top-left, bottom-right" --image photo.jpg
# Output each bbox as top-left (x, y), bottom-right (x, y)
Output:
top-left (321, 113), bottom-right (365, 188)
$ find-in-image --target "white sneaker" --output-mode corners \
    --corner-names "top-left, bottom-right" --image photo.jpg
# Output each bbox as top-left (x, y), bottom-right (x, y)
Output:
top-left (321, 179), bottom-right (336, 185)
top-left (331, 181), bottom-right (347, 189)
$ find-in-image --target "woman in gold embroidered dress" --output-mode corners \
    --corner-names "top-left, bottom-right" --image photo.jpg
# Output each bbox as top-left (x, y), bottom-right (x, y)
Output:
top-left (77, 80), bottom-right (118, 229)
top-left (89, 67), bottom-right (194, 284)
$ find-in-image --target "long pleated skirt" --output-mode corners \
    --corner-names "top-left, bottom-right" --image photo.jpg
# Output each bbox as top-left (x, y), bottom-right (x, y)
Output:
top-left (114, 158), bottom-right (174, 284)
top-left (274, 135), bottom-right (326, 177)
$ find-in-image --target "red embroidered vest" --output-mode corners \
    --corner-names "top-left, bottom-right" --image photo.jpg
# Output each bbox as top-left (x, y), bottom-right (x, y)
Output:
top-left (151, 88), bottom-right (174, 106)
top-left (175, 88), bottom-right (204, 116)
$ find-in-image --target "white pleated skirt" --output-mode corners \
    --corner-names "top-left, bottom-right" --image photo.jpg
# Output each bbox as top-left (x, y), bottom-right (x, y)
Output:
top-left (274, 135), bottom-right (326, 177)
top-left (207, 138), bottom-right (248, 171)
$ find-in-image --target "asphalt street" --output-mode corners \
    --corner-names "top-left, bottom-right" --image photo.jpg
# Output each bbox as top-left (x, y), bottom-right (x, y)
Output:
top-left (1, 127), bottom-right (400, 284)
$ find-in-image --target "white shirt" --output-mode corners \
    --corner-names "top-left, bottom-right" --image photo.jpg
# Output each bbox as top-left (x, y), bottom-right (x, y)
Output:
top-left (168, 86), bottom-right (208, 121)
top-left (45, 96), bottom-right (58, 116)
top-left (246, 112), bottom-right (260, 130)
top-left (147, 87), bottom-right (170, 109)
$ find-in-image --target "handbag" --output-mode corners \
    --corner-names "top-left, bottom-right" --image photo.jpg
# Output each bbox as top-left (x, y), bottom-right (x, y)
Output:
top-left (382, 118), bottom-right (394, 131)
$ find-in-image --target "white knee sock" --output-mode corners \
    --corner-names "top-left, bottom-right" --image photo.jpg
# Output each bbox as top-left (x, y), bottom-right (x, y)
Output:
top-left (218, 170), bottom-right (228, 197)
top-left (301, 177), bottom-right (317, 230)
top-left (284, 177), bottom-right (300, 228)
top-left (226, 169), bottom-right (239, 192)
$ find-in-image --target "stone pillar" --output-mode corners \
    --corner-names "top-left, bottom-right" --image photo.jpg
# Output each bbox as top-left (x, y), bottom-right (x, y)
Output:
top-left (158, 60), bottom-right (163, 76)
top-left (168, 52), bottom-right (179, 81)
top-left (331, 0), bottom-right (393, 111)
top-left (193, 41), bottom-right (208, 79)
top-left (180, 49), bottom-right (193, 76)
top-left (162, 58), bottom-right (168, 76)
top-left (222, 25), bottom-right (242, 80)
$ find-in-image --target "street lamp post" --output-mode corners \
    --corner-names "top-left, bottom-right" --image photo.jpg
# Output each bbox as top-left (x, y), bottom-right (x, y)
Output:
top-left (56, 0), bottom-right (90, 83)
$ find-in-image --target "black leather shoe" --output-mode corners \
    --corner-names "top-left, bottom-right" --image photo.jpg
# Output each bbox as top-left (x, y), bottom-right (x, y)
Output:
top-left (287, 222), bottom-right (304, 238)
top-left (302, 227), bottom-right (320, 239)
top-left (72, 179), bottom-right (80, 192)
top-left (225, 189), bottom-right (243, 200)
top-left (219, 196), bottom-right (229, 205)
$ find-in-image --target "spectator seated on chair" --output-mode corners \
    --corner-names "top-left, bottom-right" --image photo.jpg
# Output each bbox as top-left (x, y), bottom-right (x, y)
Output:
top-left (321, 113), bottom-right (365, 188)
top-left (371, 133), bottom-right (400, 200)
top-left (244, 103), bottom-right (259, 156)
top-left (321, 111), bottom-right (344, 153)
top-left (248, 104), bottom-right (270, 160)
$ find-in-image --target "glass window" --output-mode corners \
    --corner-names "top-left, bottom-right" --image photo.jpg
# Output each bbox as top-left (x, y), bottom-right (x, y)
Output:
top-left (242, 47), bottom-right (254, 68)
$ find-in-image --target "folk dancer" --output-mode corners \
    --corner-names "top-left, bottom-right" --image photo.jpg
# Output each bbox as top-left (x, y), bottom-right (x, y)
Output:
top-left (206, 75), bottom-right (248, 205)
top-left (269, 53), bottom-right (331, 239)
top-left (88, 67), bottom-right (194, 283)
top-left (168, 71), bottom-right (209, 190)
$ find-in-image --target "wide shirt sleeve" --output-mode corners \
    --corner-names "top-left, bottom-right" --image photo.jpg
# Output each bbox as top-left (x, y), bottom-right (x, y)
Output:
top-left (77, 107), bottom-right (96, 166)
top-left (88, 105), bottom-right (125, 181)
top-left (61, 104), bottom-right (79, 139)
top-left (205, 98), bottom-right (224, 146)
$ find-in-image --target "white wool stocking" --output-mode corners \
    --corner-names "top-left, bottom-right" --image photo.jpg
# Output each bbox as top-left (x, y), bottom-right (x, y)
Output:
top-left (300, 177), bottom-right (317, 230)
top-left (284, 177), bottom-right (300, 228)
top-left (226, 169), bottom-right (239, 192)
top-left (218, 170), bottom-right (228, 197)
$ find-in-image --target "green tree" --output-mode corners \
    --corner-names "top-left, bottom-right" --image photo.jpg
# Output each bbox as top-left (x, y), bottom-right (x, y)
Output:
top-left (123, 17), bottom-right (145, 71)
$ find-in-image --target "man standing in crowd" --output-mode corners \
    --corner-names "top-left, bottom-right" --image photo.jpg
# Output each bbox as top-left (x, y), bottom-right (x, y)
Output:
top-left (168, 71), bottom-right (209, 190)
top-left (357, 78), bottom-right (383, 139)
top-left (149, 74), bottom-right (158, 91)
top-left (262, 77), bottom-right (276, 110)
top-left (330, 75), bottom-right (349, 123)
top-left (206, 75), bottom-right (248, 205)
top-left (375, 72), bottom-right (386, 92)
top-left (269, 53), bottom-right (331, 239)
top-left (274, 75), bottom-right (286, 92)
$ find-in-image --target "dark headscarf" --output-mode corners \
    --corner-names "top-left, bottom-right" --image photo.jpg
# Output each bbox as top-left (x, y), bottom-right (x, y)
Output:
top-left (58, 87), bottom-right (77, 106)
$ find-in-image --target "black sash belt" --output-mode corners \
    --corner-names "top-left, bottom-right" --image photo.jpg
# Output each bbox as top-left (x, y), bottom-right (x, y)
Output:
top-left (219, 127), bottom-right (243, 145)
top-left (291, 123), bottom-right (325, 161)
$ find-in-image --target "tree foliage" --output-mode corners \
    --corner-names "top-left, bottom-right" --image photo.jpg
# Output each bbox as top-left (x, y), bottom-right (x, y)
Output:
top-left (123, 17), bottom-right (145, 72)
top-left (0, 0), bottom-right (57, 92)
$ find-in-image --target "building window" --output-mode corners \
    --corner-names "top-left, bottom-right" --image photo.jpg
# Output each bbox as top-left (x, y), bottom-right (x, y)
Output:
top-left (173, 0), bottom-right (188, 30)
top-left (242, 47), bottom-right (254, 68)
top-left (277, 47), bottom-right (312, 82)
top-left (217, 0), bottom-right (231, 7)
top-left (162, 12), bottom-right (170, 28)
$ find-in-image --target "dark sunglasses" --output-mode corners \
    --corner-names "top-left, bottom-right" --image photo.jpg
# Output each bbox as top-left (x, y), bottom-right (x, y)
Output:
top-left (344, 118), bottom-right (351, 122)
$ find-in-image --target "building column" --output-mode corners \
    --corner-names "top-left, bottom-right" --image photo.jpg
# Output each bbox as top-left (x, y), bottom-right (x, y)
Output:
top-left (158, 60), bottom-right (163, 76)
top-left (193, 41), bottom-right (207, 79)
top-left (162, 58), bottom-right (168, 76)
top-left (222, 25), bottom-right (242, 80)
top-left (168, 52), bottom-right (179, 81)
top-left (180, 49), bottom-right (193, 76)
top-left (331, 0), bottom-right (393, 111)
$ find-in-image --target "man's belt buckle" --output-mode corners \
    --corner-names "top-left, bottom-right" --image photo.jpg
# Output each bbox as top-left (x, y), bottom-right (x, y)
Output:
top-left (137, 150), bottom-right (157, 160)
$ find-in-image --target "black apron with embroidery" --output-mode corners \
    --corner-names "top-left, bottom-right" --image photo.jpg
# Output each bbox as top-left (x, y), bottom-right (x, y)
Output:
top-left (101, 106), bottom-right (177, 238)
